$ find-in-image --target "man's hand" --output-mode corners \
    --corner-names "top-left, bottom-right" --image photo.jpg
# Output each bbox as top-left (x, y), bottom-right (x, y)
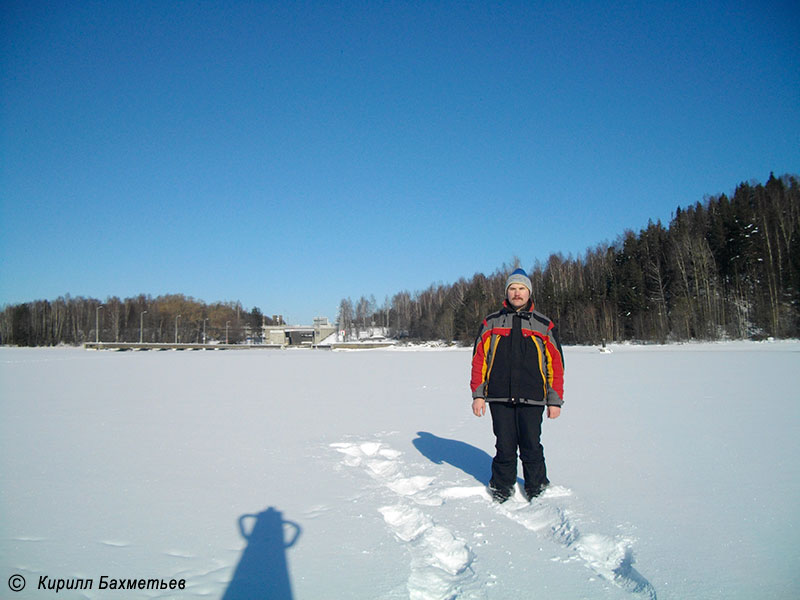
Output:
top-left (472, 397), bottom-right (486, 417)
top-left (547, 405), bottom-right (561, 419)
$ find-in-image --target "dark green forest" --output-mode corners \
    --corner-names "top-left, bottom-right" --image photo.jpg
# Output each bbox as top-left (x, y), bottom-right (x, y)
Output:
top-left (338, 173), bottom-right (800, 344)
top-left (2, 173), bottom-right (798, 346)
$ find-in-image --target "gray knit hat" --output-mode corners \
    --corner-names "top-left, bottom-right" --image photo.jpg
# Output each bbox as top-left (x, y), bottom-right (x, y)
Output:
top-left (505, 268), bottom-right (532, 294)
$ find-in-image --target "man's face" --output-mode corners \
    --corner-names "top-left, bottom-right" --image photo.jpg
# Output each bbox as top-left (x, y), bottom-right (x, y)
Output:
top-left (507, 283), bottom-right (530, 309)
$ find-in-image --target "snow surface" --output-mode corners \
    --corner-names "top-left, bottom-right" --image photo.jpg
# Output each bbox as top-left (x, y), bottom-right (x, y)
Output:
top-left (1, 341), bottom-right (799, 599)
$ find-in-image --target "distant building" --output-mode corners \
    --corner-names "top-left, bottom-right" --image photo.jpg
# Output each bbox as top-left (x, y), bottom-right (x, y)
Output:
top-left (262, 316), bottom-right (337, 346)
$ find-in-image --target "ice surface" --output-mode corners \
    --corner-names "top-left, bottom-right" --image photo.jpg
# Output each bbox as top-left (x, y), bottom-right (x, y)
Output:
top-left (1, 341), bottom-right (799, 599)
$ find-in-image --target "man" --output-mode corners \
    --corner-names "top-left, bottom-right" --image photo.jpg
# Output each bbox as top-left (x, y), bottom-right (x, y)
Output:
top-left (470, 268), bottom-right (565, 502)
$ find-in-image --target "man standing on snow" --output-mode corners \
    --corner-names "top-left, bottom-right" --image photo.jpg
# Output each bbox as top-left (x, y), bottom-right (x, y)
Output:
top-left (470, 268), bottom-right (565, 503)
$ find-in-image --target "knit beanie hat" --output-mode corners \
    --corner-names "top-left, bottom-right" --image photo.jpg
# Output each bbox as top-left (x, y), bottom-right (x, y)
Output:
top-left (505, 268), bottom-right (532, 294)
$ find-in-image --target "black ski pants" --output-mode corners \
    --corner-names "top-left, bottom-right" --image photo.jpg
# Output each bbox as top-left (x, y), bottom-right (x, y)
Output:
top-left (488, 402), bottom-right (548, 493)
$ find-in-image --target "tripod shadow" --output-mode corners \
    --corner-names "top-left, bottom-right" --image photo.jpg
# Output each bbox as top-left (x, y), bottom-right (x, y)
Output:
top-left (412, 431), bottom-right (495, 486)
top-left (223, 506), bottom-right (301, 600)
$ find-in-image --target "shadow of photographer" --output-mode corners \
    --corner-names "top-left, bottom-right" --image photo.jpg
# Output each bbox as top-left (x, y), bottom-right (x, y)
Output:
top-left (223, 506), bottom-right (301, 600)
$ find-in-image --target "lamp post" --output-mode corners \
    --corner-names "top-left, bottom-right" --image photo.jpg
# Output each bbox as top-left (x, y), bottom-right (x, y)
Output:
top-left (226, 321), bottom-right (230, 344)
top-left (140, 310), bottom-right (148, 344)
top-left (203, 318), bottom-right (208, 345)
top-left (175, 315), bottom-right (181, 344)
top-left (95, 305), bottom-right (104, 344)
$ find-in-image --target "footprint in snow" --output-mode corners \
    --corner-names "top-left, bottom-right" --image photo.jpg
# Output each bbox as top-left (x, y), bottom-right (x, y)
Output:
top-left (333, 440), bottom-right (657, 599)
top-left (332, 441), bottom-right (481, 600)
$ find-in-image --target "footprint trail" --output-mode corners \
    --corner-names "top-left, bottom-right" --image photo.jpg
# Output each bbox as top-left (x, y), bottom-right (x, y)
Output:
top-left (332, 439), bottom-right (656, 600)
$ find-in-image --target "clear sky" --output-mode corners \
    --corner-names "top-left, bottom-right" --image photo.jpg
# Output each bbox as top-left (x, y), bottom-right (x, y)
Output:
top-left (2, 1), bottom-right (798, 324)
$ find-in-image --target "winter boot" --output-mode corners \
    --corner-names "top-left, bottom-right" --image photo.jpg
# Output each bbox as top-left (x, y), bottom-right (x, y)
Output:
top-left (524, 482), bottom-right (548, 501)
top-left (489, 485), bottom-right (513, 504)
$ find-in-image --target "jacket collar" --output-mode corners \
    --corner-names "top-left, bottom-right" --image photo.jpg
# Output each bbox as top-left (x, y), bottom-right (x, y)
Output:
top-left (501, 299), bottom-right (533, 316)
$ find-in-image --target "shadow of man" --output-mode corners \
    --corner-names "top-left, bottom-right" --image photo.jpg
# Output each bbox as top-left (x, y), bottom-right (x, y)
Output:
top-left (412, 431), bottom-right (495, 486)
top-left (223, 506), bottom-right (301, 600)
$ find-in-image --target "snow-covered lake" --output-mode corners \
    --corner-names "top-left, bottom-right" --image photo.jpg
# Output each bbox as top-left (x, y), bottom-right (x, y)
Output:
top-left (1, 342), bottom-right (798, 599)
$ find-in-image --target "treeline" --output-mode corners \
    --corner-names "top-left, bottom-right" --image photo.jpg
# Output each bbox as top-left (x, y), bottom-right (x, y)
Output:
top-left (339, 173), bottom-right (800, 344)
top-left (0, 294), bottom-right (271, 346)
top-left (4, 173), bottom-right (798, 347)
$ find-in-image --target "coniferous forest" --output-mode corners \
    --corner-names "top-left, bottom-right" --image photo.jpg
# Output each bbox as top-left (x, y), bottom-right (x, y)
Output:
top-left (2, 173), bottom-right (799, 346)
top-left (339, 173), bottom-right (800, 344)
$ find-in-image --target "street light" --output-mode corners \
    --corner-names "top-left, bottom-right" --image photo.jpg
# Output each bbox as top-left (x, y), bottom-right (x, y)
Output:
top-left (175, 314), bottom-right (181, 344)
top-left (95, 305), bottom-right (104, 344)
top-left (140, 310), bottom-right (148, 344)
top-left (203, 318), bottom-right (208, 345)
top-left (226, 321), bottom-right (230, 344)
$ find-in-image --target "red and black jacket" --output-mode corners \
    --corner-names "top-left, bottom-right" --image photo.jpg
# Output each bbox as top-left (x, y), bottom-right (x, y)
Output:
top-left (470, 301), bottom-right (564, 406)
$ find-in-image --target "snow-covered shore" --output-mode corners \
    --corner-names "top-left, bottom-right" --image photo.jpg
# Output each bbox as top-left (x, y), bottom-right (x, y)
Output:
top-left (1, 341), bottom-right (798, 599)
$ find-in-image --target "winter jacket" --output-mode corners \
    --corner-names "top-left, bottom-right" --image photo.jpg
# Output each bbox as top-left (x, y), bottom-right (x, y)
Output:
top-left (470, 301), bottom-right (564, 406)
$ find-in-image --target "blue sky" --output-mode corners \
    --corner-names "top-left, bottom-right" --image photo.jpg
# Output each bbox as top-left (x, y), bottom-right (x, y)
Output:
top-left (2, 1), bottom-right (798, 324)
